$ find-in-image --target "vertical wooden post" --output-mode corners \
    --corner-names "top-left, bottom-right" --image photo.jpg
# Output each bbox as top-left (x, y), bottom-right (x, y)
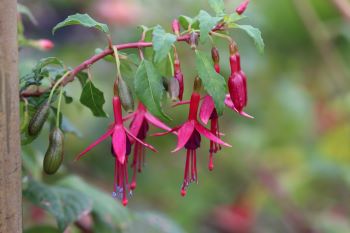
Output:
top-left (0, 0), bottom-right (21, 233)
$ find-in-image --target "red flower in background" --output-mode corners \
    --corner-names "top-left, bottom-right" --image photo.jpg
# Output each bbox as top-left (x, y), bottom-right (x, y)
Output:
top-left (155, 78), bottom-right (231, 196)
top-left (124, 102), bottom-right (171, 190)
top-left (76, 96), bottom-right (156, 206)
top-left (94, 0), bottom-right (142, 26)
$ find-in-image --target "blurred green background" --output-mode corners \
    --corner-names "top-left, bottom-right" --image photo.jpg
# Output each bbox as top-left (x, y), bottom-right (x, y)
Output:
top-left (20, 0), bottom-right (350, 232)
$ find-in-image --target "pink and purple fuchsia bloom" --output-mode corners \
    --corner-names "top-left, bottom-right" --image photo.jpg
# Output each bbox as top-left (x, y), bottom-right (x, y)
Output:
top-left (76, 96), bottom-right (157, 206)
top-left (156, 78), bottom-right (231, 196)
top-left (124, 102), bottom-right (171, 190)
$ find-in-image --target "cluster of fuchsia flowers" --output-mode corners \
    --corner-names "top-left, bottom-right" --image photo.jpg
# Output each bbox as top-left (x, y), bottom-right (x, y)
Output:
top-left (76, 0), bottom-right (253, 206)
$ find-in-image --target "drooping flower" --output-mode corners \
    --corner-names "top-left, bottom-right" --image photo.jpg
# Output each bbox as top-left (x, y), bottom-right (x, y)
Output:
top-left (236, 0), bottom-right (250, 15)
top-left (124, 102), bottom-right (171, 190)
top-left (76, 96), bottom-right (157, 206)
top-left (155, 78), bottom-right (231, 196)
top-left (227, 47), bottom-right (253, 118)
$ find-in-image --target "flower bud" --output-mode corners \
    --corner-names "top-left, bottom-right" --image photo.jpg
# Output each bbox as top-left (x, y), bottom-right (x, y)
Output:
top-left (169, 77), bottom-right (180, 102)
top-left (172, 19), bottom-right (181, 36)
top-left (174, 71), bottom-right (184, 100)
top-left (211, 47), bottom-right (220, 73)
top-left (228, 73), bottom-right (247, 113)
top-left (117, 77), bottom-right (134, 113)
top-left (236, 0), bottom-right (250, 15)
top-left (35, 39), bottom-right (54, 51)
top-left (211, 47), bottom-right (220, 63)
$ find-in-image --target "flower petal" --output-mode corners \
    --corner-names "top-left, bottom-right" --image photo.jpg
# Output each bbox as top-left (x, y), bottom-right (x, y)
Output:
top-left (123, 112), bottom-right (135, 122)
top-left (75, 127), bottom-right (113, 161)
top-left (112, 125), bottom-right (127, 164)
top-left (145, 112), bottom-right (171, 131)
top-left (225, 94), bottom-right (254, 119)
top-left (129, 112), bottom-right (145, 138)
top-left (172, 121), bottom-right (195, 152)
top-left (151, 126), bottom-right (180, 136)
top-left (194, 122), bottom-right (231, 147)
top-left (199, 95), bottom-right (215, 125)
top-left (125, 127), bottom-right (158, 152)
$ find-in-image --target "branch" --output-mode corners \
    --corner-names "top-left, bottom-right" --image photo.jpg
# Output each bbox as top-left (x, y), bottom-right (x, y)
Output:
top-left (20, 25), bottom-right (225, 98)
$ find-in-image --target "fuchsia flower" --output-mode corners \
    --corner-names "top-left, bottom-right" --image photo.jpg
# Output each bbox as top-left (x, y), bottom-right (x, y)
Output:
top-left (227, 50), bottom-right (253, 119)
top-left (76, 96), bottom-right (156, 206)
top-left (155, 78), bottom-right (231, 196)
top-left (236, 0), bottom-right (250, 15)
top-left (124, 102), bottom-right (171, 190)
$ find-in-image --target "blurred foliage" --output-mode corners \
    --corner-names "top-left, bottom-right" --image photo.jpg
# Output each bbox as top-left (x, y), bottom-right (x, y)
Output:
top-left (19, 0), bottom-right (350, 232)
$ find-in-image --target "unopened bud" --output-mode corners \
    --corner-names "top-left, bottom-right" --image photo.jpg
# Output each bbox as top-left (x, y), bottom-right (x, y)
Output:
top-left (236, 0), bottom-right (250, 15)
top-left (211, 47), bottom-right (220, 64)
top-left (172, 19), bottom-right (181, 36)
top-left (35, 39), bottom-right (54, 51)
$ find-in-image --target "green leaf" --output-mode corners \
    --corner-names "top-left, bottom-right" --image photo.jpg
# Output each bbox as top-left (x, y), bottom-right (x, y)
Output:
top-left (208, 0), bottom-right (225, 16)
top-left (63, 91), bottom-right (73, 104)
top-left (134, 60), bottom-right (170, 121)
top-left (152, 25), bottom-right (177, 63)
top-left (80, 80), bottom-right (108, 117)
top-left (235, 24), bottom-right (265, 53)
top-left (52, 13), bottom-right (109, 34)
top-left (76, 71), bottom-right (88, 87)
top-left (58, 176), bottom-right (131, 231)
top-left (23, 179), bottom-right (93, 232)
top-left (178, 15), bottom-right (199, 30)
top-left (195, 50), bottom-right (226, 115)
top-left (197, 10), bottom-right (222, 43)
top-left (224, 13), bottom-right (246, 25)
top-left (17, 3), bottom-right (38, 25)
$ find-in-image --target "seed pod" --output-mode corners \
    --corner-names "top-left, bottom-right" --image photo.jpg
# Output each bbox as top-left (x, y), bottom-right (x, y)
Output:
top-left (117, 77), bottom-right (134, 113)
top-left (43, 127), bottom-right (64, 175)
top-left (169, 77), bottom-right (180, 102)
top-left (28, 101), bottom-right (50, 136)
